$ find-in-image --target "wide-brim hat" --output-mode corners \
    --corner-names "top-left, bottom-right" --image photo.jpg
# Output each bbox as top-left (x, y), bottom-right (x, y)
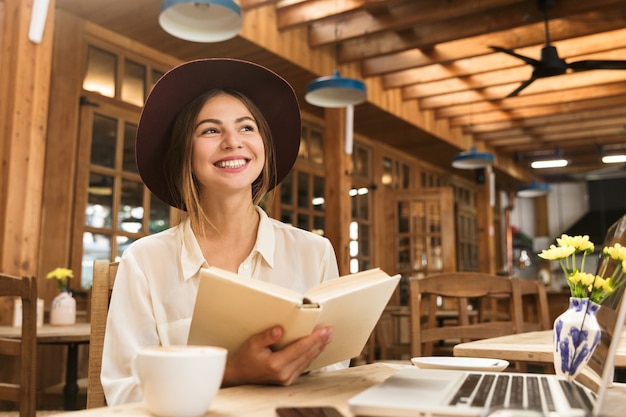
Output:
top-left (136, 58), bottom-right (301, 209)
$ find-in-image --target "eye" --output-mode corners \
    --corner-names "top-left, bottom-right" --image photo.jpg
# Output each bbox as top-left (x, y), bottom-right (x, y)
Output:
top-left (240, 124), bottom-right (255, 132)
top-left (200, 126), bottom-right (219, 135)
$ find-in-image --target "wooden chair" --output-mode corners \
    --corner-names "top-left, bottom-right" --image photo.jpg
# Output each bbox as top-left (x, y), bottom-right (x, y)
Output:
top-left (511, 277), bottom-right (551, 332)
top-left (86, 260), bottom-right (118, 409)
top-left (0, 273), bottom-right (37, 417)
top-left (408, 272), bottom-right (523, 358)
top-left (372, 305), bottom-right (412, 361)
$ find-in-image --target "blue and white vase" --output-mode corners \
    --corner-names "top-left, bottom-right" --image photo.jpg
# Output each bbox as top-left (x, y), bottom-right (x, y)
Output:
top-left (553, 297), bottom-right (601, 380)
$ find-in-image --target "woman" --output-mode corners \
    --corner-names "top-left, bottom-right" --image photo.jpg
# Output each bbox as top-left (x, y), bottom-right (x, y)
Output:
top-left (101, 58), bottom-right (346, 405)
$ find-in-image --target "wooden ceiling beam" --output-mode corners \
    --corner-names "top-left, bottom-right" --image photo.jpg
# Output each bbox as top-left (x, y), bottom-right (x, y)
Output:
top-left (469, 106), bottom-right (626, 134)
top-left (362, 6), bottom-right (626, 76)
top-left (385, 30), bottom-right (626, 90)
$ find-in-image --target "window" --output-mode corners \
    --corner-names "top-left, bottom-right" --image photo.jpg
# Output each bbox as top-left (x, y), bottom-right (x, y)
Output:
top-left (277, 122), bottom-right (326, 235)
top-left (76, 45), bottom-right (170, 287)
top-left (349, 142), bottom-right (373, 273)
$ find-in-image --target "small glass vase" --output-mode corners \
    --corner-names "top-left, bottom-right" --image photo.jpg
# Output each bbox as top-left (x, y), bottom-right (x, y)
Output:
top-left (50, 290), bottom-right (76, 326)
top-left (553, 297), bottom-right (601, 380)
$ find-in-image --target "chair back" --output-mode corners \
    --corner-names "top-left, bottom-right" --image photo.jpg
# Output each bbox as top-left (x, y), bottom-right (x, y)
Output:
top-left (373, 305), bottom-right (411, 361)
top-left (0, 273), bottom-right (37, 417)
top-left (86, 260), bottom-right (118, 409)
top-left (511, 277), bottom-right (551, 331)
top-left (408, 272), bottom-right (523, 357)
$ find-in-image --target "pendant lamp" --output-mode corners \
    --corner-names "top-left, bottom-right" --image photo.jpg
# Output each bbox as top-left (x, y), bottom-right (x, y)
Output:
top-left (305, 70), bottom-right (367, 108)
top-left (452, 146), bottom-right (494, 169)
top-left (517, 180), bottom-right (551, 198)
top-left (159, 0), bottom-right (242, 43)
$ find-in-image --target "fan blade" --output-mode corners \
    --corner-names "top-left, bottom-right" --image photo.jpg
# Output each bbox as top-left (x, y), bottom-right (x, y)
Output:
top-left (490, 46), bottom-right (541, 67)
top-left (507, 77), bottom-right (537, 98)
top-left (568, 60), bottom-right (626, 72)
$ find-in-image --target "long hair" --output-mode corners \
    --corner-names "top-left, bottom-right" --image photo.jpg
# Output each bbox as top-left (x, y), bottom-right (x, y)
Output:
top-left (165, 89), bottom-right (276, 233)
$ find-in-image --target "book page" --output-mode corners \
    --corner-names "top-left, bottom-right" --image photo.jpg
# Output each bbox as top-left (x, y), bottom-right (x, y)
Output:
top-left (303, 268), bottom-right (389, 303)
top-left (203, 266), bottom-right (304, 303)
top-left (188, 268), bottom-right (321, 354)
top-left (306, 272), bottom-right (401, 370)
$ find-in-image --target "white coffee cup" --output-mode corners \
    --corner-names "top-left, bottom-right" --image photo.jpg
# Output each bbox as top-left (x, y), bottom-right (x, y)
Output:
top-left (133, 345), bottom-right (227, 417)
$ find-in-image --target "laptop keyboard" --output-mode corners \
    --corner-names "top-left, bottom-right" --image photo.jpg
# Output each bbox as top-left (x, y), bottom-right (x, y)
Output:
top-left (449, 373), bottom-right (595, 413)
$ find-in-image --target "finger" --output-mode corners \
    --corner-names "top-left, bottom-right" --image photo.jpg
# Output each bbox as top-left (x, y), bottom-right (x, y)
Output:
top-left (270, 326), bottom-right (334, 384)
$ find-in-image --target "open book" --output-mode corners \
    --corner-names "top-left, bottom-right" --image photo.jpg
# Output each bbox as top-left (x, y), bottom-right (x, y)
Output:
top-left (187, 267), bottom-right (400, 371)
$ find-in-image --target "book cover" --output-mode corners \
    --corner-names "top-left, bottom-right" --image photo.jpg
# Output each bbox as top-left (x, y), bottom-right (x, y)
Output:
top-left (187, 267), bottom-right (400, 370)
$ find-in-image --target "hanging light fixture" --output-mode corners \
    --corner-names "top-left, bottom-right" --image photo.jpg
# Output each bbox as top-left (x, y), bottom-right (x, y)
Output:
top-left (517, 180), bottom-right (551, 198)
top-left (159, 0), bottom-right (242, 43)
top-left (305, 0), bottom-right (366, 109)
top-left (451, 146), bottom-right (494, 169)
top-left (305, 70), bottom-right (367, 108)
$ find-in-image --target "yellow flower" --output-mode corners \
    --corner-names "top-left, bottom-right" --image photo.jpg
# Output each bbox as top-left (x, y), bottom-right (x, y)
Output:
top-left (46, 267), bottom-right (73, 292)
top-left (538, 235), bottom-right (625, 304)
top-left (538, 245), bottom-right (575, 260)
top-left (556, 234), bottom-right (594, 254)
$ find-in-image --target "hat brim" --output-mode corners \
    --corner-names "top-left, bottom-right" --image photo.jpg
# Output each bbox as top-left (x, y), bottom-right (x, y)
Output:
top-left (136, 58), bottom-right (301, 209)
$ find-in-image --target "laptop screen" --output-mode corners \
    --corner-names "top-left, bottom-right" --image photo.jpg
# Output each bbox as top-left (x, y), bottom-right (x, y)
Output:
top-left (571, 215), bottom-right (626, 414)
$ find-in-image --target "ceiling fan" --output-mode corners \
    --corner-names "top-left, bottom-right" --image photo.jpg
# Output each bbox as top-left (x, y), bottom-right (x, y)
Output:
top-left (490, 0), bottom-right (626, 97)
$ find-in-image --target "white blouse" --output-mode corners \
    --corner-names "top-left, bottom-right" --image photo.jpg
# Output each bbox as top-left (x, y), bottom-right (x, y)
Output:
top-left (101, 207), bottom-right (346, 405)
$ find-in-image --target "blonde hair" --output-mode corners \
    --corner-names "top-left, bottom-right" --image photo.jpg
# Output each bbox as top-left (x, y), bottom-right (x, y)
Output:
top-left (165, 89), bottom-right (276, 232)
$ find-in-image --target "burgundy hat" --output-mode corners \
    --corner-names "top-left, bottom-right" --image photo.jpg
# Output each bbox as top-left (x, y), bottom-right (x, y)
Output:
top-left (136, 58), bottom-right (301, 209)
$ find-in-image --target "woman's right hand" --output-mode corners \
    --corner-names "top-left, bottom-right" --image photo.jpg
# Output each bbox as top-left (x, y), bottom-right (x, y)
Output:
top-left (221, 325), bottom-right (333, 387)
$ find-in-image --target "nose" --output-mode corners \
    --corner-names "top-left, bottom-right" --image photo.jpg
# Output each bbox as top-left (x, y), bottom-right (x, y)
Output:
top-left (222, 128), bottom-right (243, 149)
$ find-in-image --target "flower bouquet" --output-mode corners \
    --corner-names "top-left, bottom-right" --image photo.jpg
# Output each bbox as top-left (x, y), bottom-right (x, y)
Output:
top-left (538, 235), bottom-right (626, 379)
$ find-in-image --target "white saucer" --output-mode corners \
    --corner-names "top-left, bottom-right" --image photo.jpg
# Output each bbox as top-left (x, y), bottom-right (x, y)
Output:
top-left (411, 356), bottom-right (509, 372)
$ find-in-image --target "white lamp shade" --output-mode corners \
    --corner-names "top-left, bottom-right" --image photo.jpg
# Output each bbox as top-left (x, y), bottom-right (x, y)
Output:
top-left (159, 0), bottom-right (242, 43)
top-left (305, 71), bottom-right (367, 108)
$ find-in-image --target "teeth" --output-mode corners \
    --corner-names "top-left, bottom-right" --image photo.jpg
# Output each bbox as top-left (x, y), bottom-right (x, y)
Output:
top-left (216, 159), bottom-right (246, 169)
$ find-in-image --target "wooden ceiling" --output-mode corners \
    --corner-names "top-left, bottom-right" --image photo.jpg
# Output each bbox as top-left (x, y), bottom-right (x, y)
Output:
top-left (55, 0), bottom-right (626, 186)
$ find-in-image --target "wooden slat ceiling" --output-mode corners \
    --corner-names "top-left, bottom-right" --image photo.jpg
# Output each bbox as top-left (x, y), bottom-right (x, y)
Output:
top-left (55, 0), bottom-right (626, 186)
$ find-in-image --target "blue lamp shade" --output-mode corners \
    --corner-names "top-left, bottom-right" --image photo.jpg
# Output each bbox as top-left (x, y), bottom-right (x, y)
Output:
top-left (159, 0), bottom-right (242, 43)
top-left (517, 180), bottom-right (551, 198)
top-left (451, 146), bottom-right (494, 169)
top-left (305, 71), bottom-right (367, 108)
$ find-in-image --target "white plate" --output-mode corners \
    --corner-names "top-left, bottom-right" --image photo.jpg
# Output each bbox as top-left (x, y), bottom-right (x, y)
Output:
top-left (411, 356), bottom-right (509, 372)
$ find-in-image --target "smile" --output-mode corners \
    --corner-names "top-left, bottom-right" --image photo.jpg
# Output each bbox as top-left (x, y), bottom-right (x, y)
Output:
top-left (215, 159), bottom-right (248, 169)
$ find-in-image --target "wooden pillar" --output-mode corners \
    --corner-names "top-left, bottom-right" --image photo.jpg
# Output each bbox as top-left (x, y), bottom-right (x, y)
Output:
top-left (534, 195), bottom-right (549, 237)
top-left (323, 108), bottom-right (352, 276)
top-left (476, 165), bottom-right (496, 274)
top-left (0, 0), bottom-right (55, 276)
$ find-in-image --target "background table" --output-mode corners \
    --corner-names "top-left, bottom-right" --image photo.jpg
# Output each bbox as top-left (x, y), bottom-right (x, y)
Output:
top-left (0, 323), bottom-right (90, 410)
top-left (453, 329), bottom-right (626, 368)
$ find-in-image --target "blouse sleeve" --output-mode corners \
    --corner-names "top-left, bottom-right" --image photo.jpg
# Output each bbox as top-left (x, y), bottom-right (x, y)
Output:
top-left (101, 250), bottom-right (160, 405)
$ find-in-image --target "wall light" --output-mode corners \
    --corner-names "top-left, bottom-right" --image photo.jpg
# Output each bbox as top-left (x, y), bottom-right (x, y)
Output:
top-left (451, 146), bottom-right (494, 169)
top-left (517, 180), bottom-right (551, 198)
top-left (159, 0), bottom-right (242, 43)
top-left (530, 159), bottom-right (568, 169)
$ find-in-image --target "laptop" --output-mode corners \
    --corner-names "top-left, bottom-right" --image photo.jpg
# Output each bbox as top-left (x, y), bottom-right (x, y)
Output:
top-left (349, 281), bottom-right (626, 417)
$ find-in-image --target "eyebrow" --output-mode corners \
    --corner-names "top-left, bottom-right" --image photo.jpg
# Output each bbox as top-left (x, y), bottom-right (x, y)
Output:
top-left (195, 116), bottom-right (256, 130)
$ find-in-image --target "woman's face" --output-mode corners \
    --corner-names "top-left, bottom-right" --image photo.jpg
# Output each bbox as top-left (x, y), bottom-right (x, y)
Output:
top-left (191, 93), bottom-right (265, 199)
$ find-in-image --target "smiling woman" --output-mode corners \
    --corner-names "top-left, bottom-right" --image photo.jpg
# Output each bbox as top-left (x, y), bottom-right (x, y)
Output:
top-left (101, 58), bottom-right (349, 406)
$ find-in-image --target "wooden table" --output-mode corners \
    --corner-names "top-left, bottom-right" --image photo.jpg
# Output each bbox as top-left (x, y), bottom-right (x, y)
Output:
top-left (453, 329), bottom-right (626, 368)
top-left (0, 323), bottom-right (91, 410)
top-left (49, 362), bottom-right (626, 417)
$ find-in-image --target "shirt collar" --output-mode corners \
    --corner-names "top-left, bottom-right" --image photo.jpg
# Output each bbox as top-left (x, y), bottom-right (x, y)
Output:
top-left (253, 206), bottom-right (275, 269)
top-left (180, 218), bottom-right (207, 280)
top-left (179, 207), bottom-right (277, 279)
